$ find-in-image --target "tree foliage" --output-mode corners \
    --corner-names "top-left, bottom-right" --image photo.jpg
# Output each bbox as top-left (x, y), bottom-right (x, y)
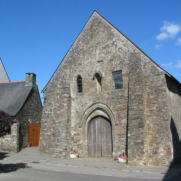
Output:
top-left (0, 110), bottom-right (16, 137)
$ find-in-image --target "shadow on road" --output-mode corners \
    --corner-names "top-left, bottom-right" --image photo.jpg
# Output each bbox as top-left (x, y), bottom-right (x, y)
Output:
top-left (0, 163), bottom-right (29, 173)
top-left (0, 152), bottom-right (30, 174)
top-left (0, 152), bottom-right (8, 160)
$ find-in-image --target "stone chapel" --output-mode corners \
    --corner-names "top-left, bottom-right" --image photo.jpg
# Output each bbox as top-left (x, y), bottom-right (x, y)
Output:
top-left (40, 11), bottom-right (181, 166)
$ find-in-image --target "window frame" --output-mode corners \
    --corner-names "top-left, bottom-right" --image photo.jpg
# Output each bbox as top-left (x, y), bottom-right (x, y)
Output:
top-left (77, 75), bottom-right (83, 93)
top-left (112, 70), bottom-right (123, 90)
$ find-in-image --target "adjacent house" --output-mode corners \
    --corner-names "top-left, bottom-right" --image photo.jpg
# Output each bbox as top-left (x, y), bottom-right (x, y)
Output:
top-left (39, 12), bottom-right (181, 166)
top-left (0, 58), bottom-right (42, 152)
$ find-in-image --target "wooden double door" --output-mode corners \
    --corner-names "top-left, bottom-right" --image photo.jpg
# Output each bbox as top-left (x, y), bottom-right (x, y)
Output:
top-left (88, 116), bottom-right (112, 157)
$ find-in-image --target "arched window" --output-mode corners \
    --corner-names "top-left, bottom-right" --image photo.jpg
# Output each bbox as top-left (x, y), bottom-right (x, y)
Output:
top-left (77, 75), bottom-right (83, 93)
top-left (94, 73), bottom-right (102, 92)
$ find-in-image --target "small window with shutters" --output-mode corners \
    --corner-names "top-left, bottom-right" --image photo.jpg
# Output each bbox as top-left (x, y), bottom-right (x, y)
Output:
top-left (77, 75), bottom-right (83, 93)
top-left (112, 70), bottom-right (123, 89)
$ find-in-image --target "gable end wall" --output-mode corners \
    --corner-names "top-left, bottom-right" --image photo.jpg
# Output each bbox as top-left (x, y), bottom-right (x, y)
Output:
top-left (40, 12), bottom-right (177, 166)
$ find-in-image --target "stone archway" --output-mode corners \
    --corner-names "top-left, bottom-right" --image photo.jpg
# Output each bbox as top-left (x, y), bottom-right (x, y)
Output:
top-left (81, 102), bottom-right (117, 157)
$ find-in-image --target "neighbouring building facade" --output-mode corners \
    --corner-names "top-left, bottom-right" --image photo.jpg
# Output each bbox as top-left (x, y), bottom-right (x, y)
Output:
top-left (39, 12), bottom-right (181, 166)
top-left (0, 59), bottom-right (42, 152)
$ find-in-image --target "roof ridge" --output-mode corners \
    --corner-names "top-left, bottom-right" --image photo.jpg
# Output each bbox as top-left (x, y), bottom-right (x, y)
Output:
top-left (0, 81), bottom-right (25, 85)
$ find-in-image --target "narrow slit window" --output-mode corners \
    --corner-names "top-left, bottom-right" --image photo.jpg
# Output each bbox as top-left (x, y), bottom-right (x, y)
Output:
top-left (112, 70), bottom-right (123, 89)
top-left (77, 75), bottom-right (83, 93)
top-left (94, 73), bottom-right (102, 92)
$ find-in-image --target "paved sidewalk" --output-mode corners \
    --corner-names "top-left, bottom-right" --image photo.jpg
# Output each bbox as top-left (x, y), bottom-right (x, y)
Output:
top-left (0, 147), bottom-right (181, 180)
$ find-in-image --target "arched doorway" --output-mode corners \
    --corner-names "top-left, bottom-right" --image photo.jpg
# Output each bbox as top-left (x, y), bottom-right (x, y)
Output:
top-left (88, 116), bottom-right (112, 157)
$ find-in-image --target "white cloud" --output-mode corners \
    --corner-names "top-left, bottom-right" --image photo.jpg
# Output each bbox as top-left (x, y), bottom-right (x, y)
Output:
top-left (175, 60), bottom-right (181, 68)
top-left (161, 21), bottom-right (180, 37)
top-left (156, 33), bottom-right (168, 40)
top-left (162, 60), bottom-right (181, 69)
top-left (161, 62), bottom-right (173, 68)
top-left (156, 21), bottom-right (181, 41)
top-left (176, 38), bottom-right (181, 45)
top-left (155, 44), bottom-right (162, 49)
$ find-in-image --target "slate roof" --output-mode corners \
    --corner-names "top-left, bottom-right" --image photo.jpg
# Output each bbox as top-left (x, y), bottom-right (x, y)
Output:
top-left (0, 82), bottom-right (32, 116)
top-left (0, 58), bottom-right (10, 82)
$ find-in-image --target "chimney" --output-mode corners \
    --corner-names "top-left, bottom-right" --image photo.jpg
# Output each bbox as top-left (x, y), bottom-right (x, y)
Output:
top-left (25, 73), bottom-right (36, 86)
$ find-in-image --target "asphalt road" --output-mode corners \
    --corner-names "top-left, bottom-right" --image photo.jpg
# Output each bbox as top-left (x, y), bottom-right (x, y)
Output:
top-left (0, 167), bottom-right (162, 181)
top-left (1, 148), bottom-right (181, 181)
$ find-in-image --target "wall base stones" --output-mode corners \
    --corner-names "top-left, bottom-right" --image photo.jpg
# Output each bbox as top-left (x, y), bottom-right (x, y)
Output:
top-left (0, 123), bottom-right (19, 152)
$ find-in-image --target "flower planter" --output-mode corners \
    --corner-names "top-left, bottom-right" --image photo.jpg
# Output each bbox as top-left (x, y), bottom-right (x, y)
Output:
top-left (70, 152), bottom-right (79, 158)
top-left (117, 153), bottom-right (127, 163)
top-left (117, 157), bottom-right (127, 163)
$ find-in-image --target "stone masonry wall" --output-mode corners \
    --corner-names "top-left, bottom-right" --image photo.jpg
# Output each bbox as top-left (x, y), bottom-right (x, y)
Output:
top-left (69, 13), bottom-right (137, 157)
top-left (142, 55), bottom-right (171, 166)
top-left (16, 85), bottom-right (42, 150)
top-left (127, 53), bottom-right (145, 165)
top-left (39, 59), bottom-right (71, 158)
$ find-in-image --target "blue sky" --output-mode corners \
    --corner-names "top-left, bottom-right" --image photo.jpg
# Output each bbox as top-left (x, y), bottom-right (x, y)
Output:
top-left (0, 0), bottom-right (181, 101)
